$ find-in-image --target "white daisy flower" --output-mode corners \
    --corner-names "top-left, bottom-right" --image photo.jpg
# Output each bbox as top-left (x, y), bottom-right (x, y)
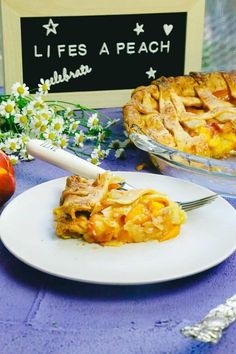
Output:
top-left (9, 154), bottom-right (19, 165)
top-left (115, 148), bottom-right (125, 159)
top-left (4, 138), bottom-right (20, 154)
top-left (74, 131), bottom-right (85, 147)
top-left (19, 133), bottom-right (29, 146)
top-left (88, 155), bottom-right (101, 165)
top-left (14, 113), bottom-right (28, 128)
top-left (50, 117), bottom-right (64, 133)
top-left (43, 129), bottom-right (58, 141)
top-left (69, 119), bottom-right (80, 133)
top-left (43, 126), bottom-right (61, 144)
top-left (21, 106), bottom-right (34, 117)
top-left (97, 131), bottom-right (106, 142)
top-left (41, 109), bottom-right (53, 122)
top-left (39, 121), bottom-right (48, 134)
top-left (30, 116), bottom-right (42, 129)
top-left (38, 78), bottom-right (51, 95)
top-left (11, 82), bottom-right (29, 98)
top-left (19, 147), bottom-right (34, 161)
top-left (91, 145), bottom-right (110, 159)
top-left (30, 116), bottom-right (45, 136)
top-left (28, 97), bottom-right (46, 112)
top-left (109, 139), bottom-right (123, 150)
top-left (87, 113), bottom-right (99, 128)
top-left (58, 135), bottom-right (68, 148)
top-left (65, 107), bottom-right (75, 118)
top-left (0, 99), bottom-right (16, 118)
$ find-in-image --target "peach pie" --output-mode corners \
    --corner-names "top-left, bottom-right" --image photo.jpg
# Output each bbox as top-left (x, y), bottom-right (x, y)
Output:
top-left (53, 172), bottom-right (186, 246)
top-left (123, 71), bottom-right (236, 158)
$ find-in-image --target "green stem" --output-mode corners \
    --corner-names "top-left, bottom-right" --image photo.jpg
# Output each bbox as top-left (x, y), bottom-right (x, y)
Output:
top-left (7, 116), bottom-right (16, 132)
top-left (45, 100), bottom-right (113, 122)
top-left (45, 99), bottom-right (79, 107)
top-left (22, 96), bottom-right (32, 101)
top-left (67, 145), bottom-right (91, 157)
top-left (47, 103), bottom-right (67, 110)
top-left (29, 88), bottom-right (39, 94)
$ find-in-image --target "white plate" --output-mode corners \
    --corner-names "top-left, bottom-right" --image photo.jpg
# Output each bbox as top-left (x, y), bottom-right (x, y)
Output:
top-left (1, 172), bottom-right (236, 285)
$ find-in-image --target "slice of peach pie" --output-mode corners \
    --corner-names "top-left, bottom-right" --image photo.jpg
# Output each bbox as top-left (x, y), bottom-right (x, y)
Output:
top-left (53, 172), bottom-right (186, 246)
top-left (123, 71), bottom-right (236, 158)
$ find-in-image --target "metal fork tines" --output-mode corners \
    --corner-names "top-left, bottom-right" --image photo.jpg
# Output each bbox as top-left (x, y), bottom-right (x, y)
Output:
top-left (178, 194), bottom-right (218, 212)
top-left (121, 182), bottom-right (218, 212)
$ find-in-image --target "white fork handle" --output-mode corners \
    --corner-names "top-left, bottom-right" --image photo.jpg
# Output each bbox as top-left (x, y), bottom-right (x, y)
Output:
top-left (26, 139), bottom-right (105, 179)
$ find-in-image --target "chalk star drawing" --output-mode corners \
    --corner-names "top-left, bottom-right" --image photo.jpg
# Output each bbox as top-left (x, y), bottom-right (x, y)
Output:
top-left (42, 18), bottom-right (59, 36)
top-left (133, 22), bottom-right (144, 36)
top-left (146, 67), bottom-right (156, 79)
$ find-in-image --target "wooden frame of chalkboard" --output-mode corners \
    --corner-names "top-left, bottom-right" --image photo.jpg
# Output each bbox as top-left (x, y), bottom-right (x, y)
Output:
top-left (0, 0), bottom-right (205, 108)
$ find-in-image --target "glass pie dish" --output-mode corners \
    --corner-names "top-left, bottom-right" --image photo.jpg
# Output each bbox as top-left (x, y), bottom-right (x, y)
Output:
top-left (130, 132), bottom-right (236, 199)
top-left (123, 71), bottom-right (236, 199)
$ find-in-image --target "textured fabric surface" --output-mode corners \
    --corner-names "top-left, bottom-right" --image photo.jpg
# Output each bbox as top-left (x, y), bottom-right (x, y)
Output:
top-left (0, 108), bottom-right (236, 354)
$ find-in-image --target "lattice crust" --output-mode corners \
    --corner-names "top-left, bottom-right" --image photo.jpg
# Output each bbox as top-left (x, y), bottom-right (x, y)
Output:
top-left (53, 173), bottom-right (186, 245)
top-left (123, 71), bottom-right (236, 158)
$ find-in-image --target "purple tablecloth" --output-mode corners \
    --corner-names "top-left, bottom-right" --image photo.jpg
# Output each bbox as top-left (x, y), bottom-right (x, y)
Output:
top-left (0, 108), bottom-right (236, 354)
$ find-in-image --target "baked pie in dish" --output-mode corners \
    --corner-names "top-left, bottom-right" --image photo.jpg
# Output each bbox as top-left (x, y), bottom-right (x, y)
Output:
top-left (53, 172), bottom-right (186, 246)
top-left (123, 71), bottom-right (236, 159)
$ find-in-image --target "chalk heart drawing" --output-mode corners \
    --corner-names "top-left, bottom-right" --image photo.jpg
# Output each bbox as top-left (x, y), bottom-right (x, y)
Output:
top-left (163, 24), bottom-right (173, 36)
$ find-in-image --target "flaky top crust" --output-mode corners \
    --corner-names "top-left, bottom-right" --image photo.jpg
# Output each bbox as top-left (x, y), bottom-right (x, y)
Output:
top-left (123, 71), bottom-right (236, 158)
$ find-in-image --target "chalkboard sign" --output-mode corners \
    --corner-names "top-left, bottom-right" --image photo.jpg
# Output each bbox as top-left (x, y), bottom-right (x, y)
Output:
top-left (21, 13), bottom-right (187, 92)
top-left (1, 0), bottom-right (205, 108)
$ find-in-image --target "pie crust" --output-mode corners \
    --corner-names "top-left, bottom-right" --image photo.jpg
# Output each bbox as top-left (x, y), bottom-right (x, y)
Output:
top-left (123, 71), bottom-right (236, 158)
top-left (53, 172), bottom-right (185, 246)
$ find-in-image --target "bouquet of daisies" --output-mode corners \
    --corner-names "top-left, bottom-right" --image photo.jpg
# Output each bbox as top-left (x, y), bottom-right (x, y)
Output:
top-left (0, 80), bottom-right (129, 165)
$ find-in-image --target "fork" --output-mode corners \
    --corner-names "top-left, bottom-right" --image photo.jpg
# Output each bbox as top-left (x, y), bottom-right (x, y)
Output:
top-left (177, 195), bottom-right (217, 212)
top-left (26, 139), bottom-right (217, 211)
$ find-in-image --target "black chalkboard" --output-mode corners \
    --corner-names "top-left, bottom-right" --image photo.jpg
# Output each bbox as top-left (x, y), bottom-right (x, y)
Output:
top-left (20, 12), bottom-right (187, 92)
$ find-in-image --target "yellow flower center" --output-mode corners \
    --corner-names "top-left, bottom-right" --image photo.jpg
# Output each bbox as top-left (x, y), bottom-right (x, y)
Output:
top-left (34, 101), bottom-right (45, 109)
top-left (48, 132), bottom-right (55, 140)
top-left (22, 136), bottom-right (28, 143)
top-left (54, 123), bottom-right (61, 131)
top-left (10, 158), bottom-right (18, 165)
top-left (79, 135), bottom-right (84, 143)
top-left (10, 142), bottom-right (16, 150)
top-left (40, 125), bottom-right (47, 132)
top-left (92, 119), bottom-right (98, 126)
top-left (91, 157), bottom-right (98, 165)
top-left (98, 150), bottom-right (104, 158)
top-left (60, 140), bottom-right (67, 148)
top-left (72, 123), bottom-right (77, 130)
top-left (99, 133), bottom-right (105, 141)
top-left (35, 121), bottom-right (41, 128)
top-left (42, 113), bottom-right (49, 120)
top-left (20, 115), bottom-right (27, 124)
top-left (5, 104), bottom-right (13, 113)
top-left (17, 86), bottom-right (25, 94)
top-left (42, 83), bottom-right (48, 92)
